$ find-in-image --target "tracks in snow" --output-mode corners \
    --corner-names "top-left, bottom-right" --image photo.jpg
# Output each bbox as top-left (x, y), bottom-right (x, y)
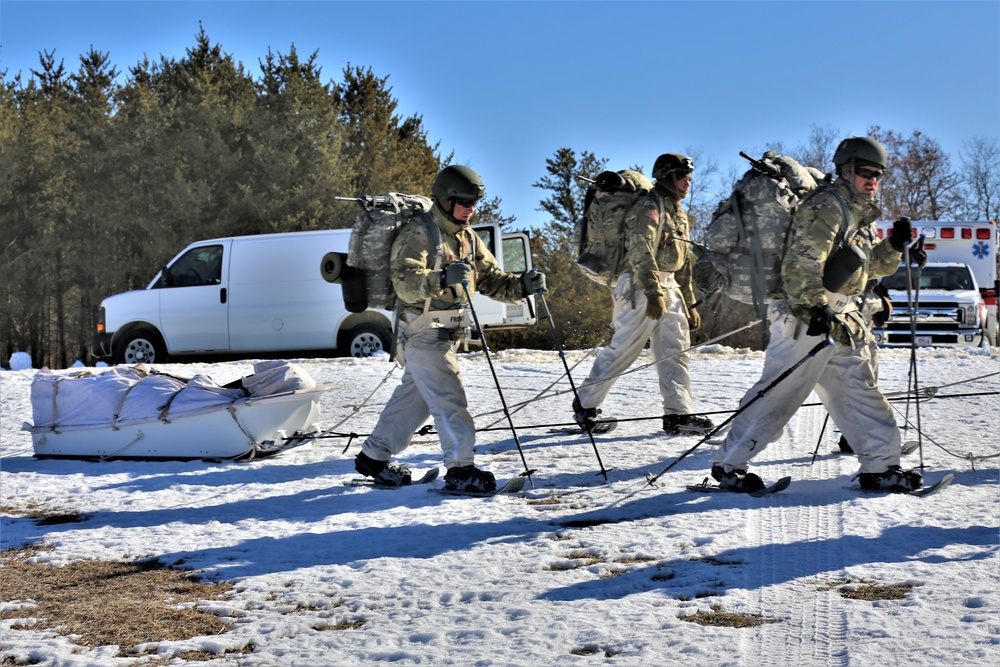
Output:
top-left (740, 404), bottom-right (850, 667)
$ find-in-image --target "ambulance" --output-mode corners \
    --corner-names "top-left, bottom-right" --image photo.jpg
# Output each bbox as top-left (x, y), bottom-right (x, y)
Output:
top-left (872, 220), bottom-right (998, 347)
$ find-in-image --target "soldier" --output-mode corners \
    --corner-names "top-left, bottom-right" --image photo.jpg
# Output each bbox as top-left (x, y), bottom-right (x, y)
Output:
top-left (710, 136), bottom-right (924, 493)
top-left (573, 153), bottom-right (714, 436)
top-left (354, 166), bottom-right (547, 492)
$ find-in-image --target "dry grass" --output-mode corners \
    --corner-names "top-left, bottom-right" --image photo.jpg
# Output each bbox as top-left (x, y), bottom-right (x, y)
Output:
top-left (840, 582), bottom-right (913, 601)
top-left (816, 578), bottom-right (914, 601)
top-left (0, 545), bottom-right (241, 660)
top-left (681, 604), bottom-right (781, 628)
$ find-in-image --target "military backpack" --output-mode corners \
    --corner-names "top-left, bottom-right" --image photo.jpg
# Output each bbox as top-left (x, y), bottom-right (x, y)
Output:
top-left (574, 169), bottom-right (661, 287)
top-left (692, 152), bottom-right (827, 317)
top-left (340, 193), bottom-right (441, 312)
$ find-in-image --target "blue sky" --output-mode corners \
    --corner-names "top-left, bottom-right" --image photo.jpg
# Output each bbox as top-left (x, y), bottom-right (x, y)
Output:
top-left (2, 0), bottom-right (998, 230)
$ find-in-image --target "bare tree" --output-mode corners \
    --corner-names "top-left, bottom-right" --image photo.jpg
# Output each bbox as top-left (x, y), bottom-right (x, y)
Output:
top-left (959, 136), bottom-right (1000, 221)
top-left (794, 123), bottom-right (840, 174)
top-left (867, 126), bottom-right (962, 220)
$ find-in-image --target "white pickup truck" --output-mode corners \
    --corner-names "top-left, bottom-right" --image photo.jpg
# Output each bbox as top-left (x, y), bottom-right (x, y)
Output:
top-left (874, 262), bottom-right (994, 347)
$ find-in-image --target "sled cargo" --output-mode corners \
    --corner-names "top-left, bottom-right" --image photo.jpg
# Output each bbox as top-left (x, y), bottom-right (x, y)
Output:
top-left (26, 360), bottom-right (326, 461)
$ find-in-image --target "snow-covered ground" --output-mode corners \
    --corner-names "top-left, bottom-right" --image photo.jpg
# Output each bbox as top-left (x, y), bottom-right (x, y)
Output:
top-left (2, 344), bottom-right (998, 666)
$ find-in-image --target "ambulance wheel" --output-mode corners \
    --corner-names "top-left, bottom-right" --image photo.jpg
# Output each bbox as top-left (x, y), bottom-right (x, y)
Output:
top-left (116, 328), bottom-right (168, 365)
top-left (341, 324), bottom-right (390, 358)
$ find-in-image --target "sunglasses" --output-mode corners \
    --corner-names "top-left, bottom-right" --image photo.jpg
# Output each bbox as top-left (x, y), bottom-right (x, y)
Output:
top-left (856, 167), bottom-right (885, 181)
top-left (454, 198), bottom-right (479, 208)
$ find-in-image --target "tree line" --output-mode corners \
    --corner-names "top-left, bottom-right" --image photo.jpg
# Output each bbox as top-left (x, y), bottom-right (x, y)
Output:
top-left (3, 30), bottom-right (998, 367)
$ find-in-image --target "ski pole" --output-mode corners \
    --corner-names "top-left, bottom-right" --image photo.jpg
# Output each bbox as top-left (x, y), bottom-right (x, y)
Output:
top-left (535, 288), bottom-right (610, 480)
top-left (462, 282), bottom-right (536, 484)
top-left (646, 337), bottom-right (834, 486)
top-left (810, 411), bottom-right (831, 464)
top-left (902, 237), bottom-right (926, 469)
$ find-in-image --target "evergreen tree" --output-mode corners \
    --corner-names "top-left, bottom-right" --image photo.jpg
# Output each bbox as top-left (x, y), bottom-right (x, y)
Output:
top-left (248, 46), bottom-right (352, 232)
top-left (334, 65), bottom-right (440, 208)
top-left (530, 148), bottom-right (613, 351)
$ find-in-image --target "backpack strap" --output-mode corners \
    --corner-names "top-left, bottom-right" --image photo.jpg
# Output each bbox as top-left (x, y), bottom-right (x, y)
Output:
top-left (731, 192), bottom-right (769, 322)
top-left (827, 186), bottom-right (856, 250)
top-left (420, 214), bottom-right (445, 315)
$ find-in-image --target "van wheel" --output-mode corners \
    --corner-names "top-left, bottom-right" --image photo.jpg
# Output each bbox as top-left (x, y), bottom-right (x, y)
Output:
top-left (342, 324), bottom-right (390, 358)
top-left (116, 328), bottom-right (168, 365)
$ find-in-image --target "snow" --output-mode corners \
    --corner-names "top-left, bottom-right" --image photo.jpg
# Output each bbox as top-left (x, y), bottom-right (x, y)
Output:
top-left (1, 345), bottom-right (998, 666)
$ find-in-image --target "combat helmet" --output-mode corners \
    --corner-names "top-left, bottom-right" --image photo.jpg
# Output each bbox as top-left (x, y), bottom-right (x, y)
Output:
top-left (832, 137), bottom-right (887, 170)
top-left (652, 153), bottom-right (694, 180)
top-left (432, 165), bottom-right (486, 203)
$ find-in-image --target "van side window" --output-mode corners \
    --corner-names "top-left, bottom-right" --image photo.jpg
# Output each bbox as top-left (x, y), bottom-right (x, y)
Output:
top-left (502, 236), bottom-right (528, 273)
top-left (167, 245), bottom-right (224, 287)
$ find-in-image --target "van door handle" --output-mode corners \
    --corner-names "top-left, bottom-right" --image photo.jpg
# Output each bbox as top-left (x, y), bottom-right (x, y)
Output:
top-left (220, 288), bottom-right (227, 304)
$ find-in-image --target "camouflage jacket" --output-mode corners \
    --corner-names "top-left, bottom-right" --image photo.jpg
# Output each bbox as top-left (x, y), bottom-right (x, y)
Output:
top-left (779, 179), bottom-right (901, 341)
top-left (623, 192), bottom-right (696, 305)
top-left (391, 206), bottom-right (525, 316)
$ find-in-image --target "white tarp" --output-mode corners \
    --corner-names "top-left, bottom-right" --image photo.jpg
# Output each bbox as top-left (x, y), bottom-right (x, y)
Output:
top-left (31, 360), bottom-right (316, 430)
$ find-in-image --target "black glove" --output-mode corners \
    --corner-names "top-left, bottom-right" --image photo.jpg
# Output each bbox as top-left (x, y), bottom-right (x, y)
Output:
top-left (806, 304), bottom-right (835, 337)
top-left (907, 236), bottom-right (928, 268)
top-left (889, 217), bottom-right (913, 252)
top-left (521, 269), bottom-right (548, 295)
top-left (442, 261), bottom-right (474, 288)
top-left (908, 246), bottom-right (928, 268)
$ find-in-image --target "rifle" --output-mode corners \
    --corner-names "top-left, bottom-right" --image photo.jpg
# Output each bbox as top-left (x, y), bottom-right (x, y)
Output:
top-left (739, 151), bottom-right (781, 179)
top-left (333, 195), bottom-right (395, 210)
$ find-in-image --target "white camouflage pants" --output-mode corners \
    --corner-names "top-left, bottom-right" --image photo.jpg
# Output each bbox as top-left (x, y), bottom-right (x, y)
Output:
top-left (576, 272), bottom-right (693, 415)
top-left (713, 302), bottom-right (900, 474)
top-left (361, 326), bottom-right (477, 469)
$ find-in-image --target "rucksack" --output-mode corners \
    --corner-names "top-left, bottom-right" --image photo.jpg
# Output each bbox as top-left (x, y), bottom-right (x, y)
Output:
top-left (692, 152), bottom-right (826, 317)
top-left (574, 169), bottom-right (659, 287)
top-left (343, 192), bottom-right (440, 312)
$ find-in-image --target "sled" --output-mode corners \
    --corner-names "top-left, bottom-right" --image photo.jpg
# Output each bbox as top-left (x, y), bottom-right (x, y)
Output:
top-left (26, 360), bottom-right (328, 461)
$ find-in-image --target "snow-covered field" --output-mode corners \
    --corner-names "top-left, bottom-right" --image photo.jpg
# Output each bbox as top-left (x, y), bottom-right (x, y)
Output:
top-left (2, 344), bottom-right (998, 666)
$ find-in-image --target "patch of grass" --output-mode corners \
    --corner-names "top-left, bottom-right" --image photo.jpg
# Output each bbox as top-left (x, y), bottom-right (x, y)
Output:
top-left (526, 497), bottom-right (561, 506)
top-left (0, 546), bottom-right (238, 659)
top-left (681, 604), bottom-right (780, 628)
top-left (0, 504), bottom-right (87, 525)
top-left (816, 578), bottom-right (914, 601)
top-left (840, 583), bottom-right (913, 601)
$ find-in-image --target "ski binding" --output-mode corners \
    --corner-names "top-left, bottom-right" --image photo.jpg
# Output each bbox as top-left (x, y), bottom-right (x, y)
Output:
top-left (685, 475), bottom-right (791, 497)
top-left (433, 473), bottom-right (528, 497)
top-left (347, 467), bottom-right (439, 488)
top-left (548, 419), bottom-right (618, 436)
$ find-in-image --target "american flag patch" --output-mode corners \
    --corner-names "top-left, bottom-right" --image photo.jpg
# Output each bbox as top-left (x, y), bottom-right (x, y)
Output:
top-left (645, 209), bottom-right (660, 223)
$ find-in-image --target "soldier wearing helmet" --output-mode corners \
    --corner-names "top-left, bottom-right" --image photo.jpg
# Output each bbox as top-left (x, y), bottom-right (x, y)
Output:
top-left (710, 136), bottom-right (929, 494)
top-left (573, 152), bottom-right (715, 437)
top-left (355, 165), bottom-right (547, 492)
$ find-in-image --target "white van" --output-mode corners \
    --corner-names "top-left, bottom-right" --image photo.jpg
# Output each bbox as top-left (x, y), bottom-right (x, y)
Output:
top-left (91, 225), bottom-right (536, 364)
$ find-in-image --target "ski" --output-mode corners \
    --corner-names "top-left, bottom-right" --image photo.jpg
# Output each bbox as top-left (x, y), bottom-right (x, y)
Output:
top-left (901, 440), bottom-right (920, 456)
top-left (684, 475), bottom-right (792, 497)
top-left (547, 419), bottom-right (618, 436)
top-left (909, 473), bottom-right (953, 497)
top-left (433, 474), bottom-right (527, 498)
top-left (851, 473), bottom-right (954, 497)
top-left (347, 467), bottom-right (439, 488)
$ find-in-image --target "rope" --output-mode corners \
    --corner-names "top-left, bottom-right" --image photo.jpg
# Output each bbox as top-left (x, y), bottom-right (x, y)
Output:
top-left (474, 319), bottom-right (763, 423)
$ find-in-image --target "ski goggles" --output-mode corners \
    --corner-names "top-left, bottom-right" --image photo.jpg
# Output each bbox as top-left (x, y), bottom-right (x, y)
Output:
top-left (453, 198), bottom-right (479, 208)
